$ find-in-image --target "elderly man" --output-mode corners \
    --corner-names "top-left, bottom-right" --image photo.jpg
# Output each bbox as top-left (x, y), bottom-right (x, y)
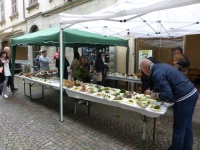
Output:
top-left (140, 59), bottom-right (198, 150)
top-left (39, 50), bottom-right (51, 71)
top-left (4, 47), bottom-right (18, 92)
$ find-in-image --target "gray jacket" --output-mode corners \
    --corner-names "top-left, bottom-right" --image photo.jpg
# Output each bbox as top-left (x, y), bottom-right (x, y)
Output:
top-left (39, 55), bottom-right (50, 71)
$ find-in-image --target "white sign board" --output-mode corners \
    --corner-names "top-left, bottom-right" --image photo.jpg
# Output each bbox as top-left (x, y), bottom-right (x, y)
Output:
top-left (139, 50), bottom-right (152, 68)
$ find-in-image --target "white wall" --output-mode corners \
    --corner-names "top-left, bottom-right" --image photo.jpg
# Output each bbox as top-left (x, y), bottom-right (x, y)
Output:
top-left (0, 0), bottom-right (25, 30)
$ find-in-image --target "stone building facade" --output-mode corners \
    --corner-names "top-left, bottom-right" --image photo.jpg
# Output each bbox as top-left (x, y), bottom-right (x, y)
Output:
top-left (0, 0), bottom-right (127, 72)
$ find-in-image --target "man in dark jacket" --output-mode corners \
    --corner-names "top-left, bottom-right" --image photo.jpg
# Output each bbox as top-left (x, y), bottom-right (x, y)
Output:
top-left (140, 59), bottom-right (198, 150)
top-left (172, 47), bottom-right (190, 67)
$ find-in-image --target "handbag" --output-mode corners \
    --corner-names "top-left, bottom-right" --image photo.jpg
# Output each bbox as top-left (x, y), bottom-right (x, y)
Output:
top-left (92, 70), bottom-right (102, 82)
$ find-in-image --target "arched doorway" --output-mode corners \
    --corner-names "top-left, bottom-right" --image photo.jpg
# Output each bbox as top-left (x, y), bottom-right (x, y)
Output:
top-left (29, 25), bottom-right (40, 66)
top-left (29, 25), bottom-right (39, 33)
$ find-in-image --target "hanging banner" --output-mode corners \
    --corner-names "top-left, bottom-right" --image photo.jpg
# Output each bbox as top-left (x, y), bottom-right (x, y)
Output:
top-left (139, 50), bottom-right (152, 68)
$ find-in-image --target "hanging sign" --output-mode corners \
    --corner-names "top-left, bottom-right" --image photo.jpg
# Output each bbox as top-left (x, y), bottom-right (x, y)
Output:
top-left (139, 50), bottom-right (152, 68)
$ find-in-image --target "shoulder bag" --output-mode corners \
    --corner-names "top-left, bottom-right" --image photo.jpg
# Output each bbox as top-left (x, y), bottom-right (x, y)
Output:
top-left (92, 70), bottom-right (102, 82)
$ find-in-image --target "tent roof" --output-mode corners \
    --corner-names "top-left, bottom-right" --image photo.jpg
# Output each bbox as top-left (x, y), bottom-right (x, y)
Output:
top-left (60, 0), bottom-right (200, 24)
top-left (11, 27), bottom-right (128, 47)
top-left (11, 27), bottom-right (60, 46)
top-left (59, 0), bottom-right (200, 39)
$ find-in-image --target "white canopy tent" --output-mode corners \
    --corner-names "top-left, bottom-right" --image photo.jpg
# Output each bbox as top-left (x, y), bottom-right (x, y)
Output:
top-left (58, 0), bottom-right (200, 121)
top-left (59, 0), bottom-right (200, 39)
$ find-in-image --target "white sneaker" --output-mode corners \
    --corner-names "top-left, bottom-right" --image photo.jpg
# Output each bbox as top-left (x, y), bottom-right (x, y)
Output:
top-left (2, 94), bottom-right (8, 99)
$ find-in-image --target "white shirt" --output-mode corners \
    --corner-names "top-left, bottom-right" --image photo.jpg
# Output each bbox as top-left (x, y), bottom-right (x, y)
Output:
top-left (1, 59), bottom-right (11, 76)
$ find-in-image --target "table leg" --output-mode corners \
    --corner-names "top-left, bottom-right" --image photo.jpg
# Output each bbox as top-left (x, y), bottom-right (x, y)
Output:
top-left (115, 80), bottom-right (118, 88)
top-left (74, 99), bottom-right (77, 115)
top-left (126, 82), bottom-right (128, 91)
top-left (42, 85), bottom-right (44, 99)
top-left (74, 99), bottom-right (77, 121)
top-left (134, 83), bottom-right (136, 92)
top-left (142, 115), bottom-right (147, 150)
top-left (24, 82), bottom-right (44, 101)
top-left (29, 83), bottom-right (32, 101)
top-left (23, 79), bottom-right (26, 96)
top-left (153, 118), bottom-right (156, 143)
top-left (88, 101), bottom-right (90, 116)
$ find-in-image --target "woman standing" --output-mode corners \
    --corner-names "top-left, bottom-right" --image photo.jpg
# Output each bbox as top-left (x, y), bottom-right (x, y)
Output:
top-left (0, 62), bottom-right (5, 95)
top-left (94, 52), bottom-right (108, 85)
top-left (70, 52), bottom-right (80, 80)
top-left (0, 50), bottom-right (11, 98)
top-left (78, 55), bottom-right (91, 83)
top-left (56, 56), bottom-right (70, 79)
top-left (77, 55), bottom-right (90, 105)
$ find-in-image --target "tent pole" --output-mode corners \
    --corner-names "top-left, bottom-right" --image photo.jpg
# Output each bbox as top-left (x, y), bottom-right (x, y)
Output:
top-left (126, 46), bottom-right (130, 74)
top-left (59, 25), bottom-right (64, 122)
top-left (126, 46), bottom-right (130, 90)
top-left (11, 46), bottom-right (16, 78)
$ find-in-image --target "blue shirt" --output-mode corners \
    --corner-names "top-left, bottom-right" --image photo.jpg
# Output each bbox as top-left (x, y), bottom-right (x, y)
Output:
top-left (39, 55), bottom-right (50, 71)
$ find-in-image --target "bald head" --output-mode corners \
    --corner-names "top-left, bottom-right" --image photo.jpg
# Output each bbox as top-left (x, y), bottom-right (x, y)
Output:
top-left (4, 47), bottom-right (11, 54)
top-left (140, 58), bottom-right (152, 76)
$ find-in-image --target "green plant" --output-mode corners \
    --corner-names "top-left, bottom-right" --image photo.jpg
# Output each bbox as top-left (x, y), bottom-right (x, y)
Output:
top-left (76, 66), bottom-right (90, 81)
top-left (120, 89), bottom-right (126, 93)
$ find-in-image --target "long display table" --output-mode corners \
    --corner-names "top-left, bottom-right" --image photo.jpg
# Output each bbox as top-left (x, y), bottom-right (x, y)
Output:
top-left (16, 75), bottom-right (172, 150)
top-left (16, 75), bottom-right (60, 100)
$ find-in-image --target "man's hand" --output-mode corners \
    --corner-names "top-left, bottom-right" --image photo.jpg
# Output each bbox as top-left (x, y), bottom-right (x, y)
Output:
top-left (144, 89), bottom-right (151, 95)
top-left (150, 93), bottom-right (157, 99)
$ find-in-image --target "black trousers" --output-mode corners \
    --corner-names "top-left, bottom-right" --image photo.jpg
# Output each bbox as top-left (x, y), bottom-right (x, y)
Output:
top-left (7, 76), bottom-right (15, 92)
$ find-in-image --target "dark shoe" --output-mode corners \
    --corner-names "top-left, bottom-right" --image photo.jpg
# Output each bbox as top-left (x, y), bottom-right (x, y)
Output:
top-left (12, 88), bottom-right (18, 92)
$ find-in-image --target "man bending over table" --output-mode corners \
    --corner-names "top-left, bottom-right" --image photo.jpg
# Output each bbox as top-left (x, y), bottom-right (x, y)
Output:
top-left (140, 58), bottom-right (198, 150)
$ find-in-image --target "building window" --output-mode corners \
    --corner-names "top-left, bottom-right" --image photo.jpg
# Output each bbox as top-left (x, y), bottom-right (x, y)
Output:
top-left (12, 0), bottom-right (17, 14)
top-left (29, 0), bottom-right (38, 5)
top-left (0, 2), bottom-right (5, 21)
top-left (27, 0), bottom-right (39, 12)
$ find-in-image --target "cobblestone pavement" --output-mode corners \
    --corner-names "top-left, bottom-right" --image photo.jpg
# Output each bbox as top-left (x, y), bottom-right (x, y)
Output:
top-left (0, 77), bottom-right (199, 150)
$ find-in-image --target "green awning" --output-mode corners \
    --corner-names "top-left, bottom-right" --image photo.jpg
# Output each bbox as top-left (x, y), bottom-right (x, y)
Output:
top-left (11, 26), bottom-right (129, 122)
top-left (11, 27), bottom-right (128, 47)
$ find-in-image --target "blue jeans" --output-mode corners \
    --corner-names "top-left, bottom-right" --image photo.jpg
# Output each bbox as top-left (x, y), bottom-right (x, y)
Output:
top-left (3, 76), bottom-right (9, 95)
top-left (169, 90), bottom-right (198, 150)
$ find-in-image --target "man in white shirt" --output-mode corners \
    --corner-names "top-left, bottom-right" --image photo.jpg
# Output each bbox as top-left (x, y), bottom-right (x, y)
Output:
top-left (39, 50), bottom-right (51, 71)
